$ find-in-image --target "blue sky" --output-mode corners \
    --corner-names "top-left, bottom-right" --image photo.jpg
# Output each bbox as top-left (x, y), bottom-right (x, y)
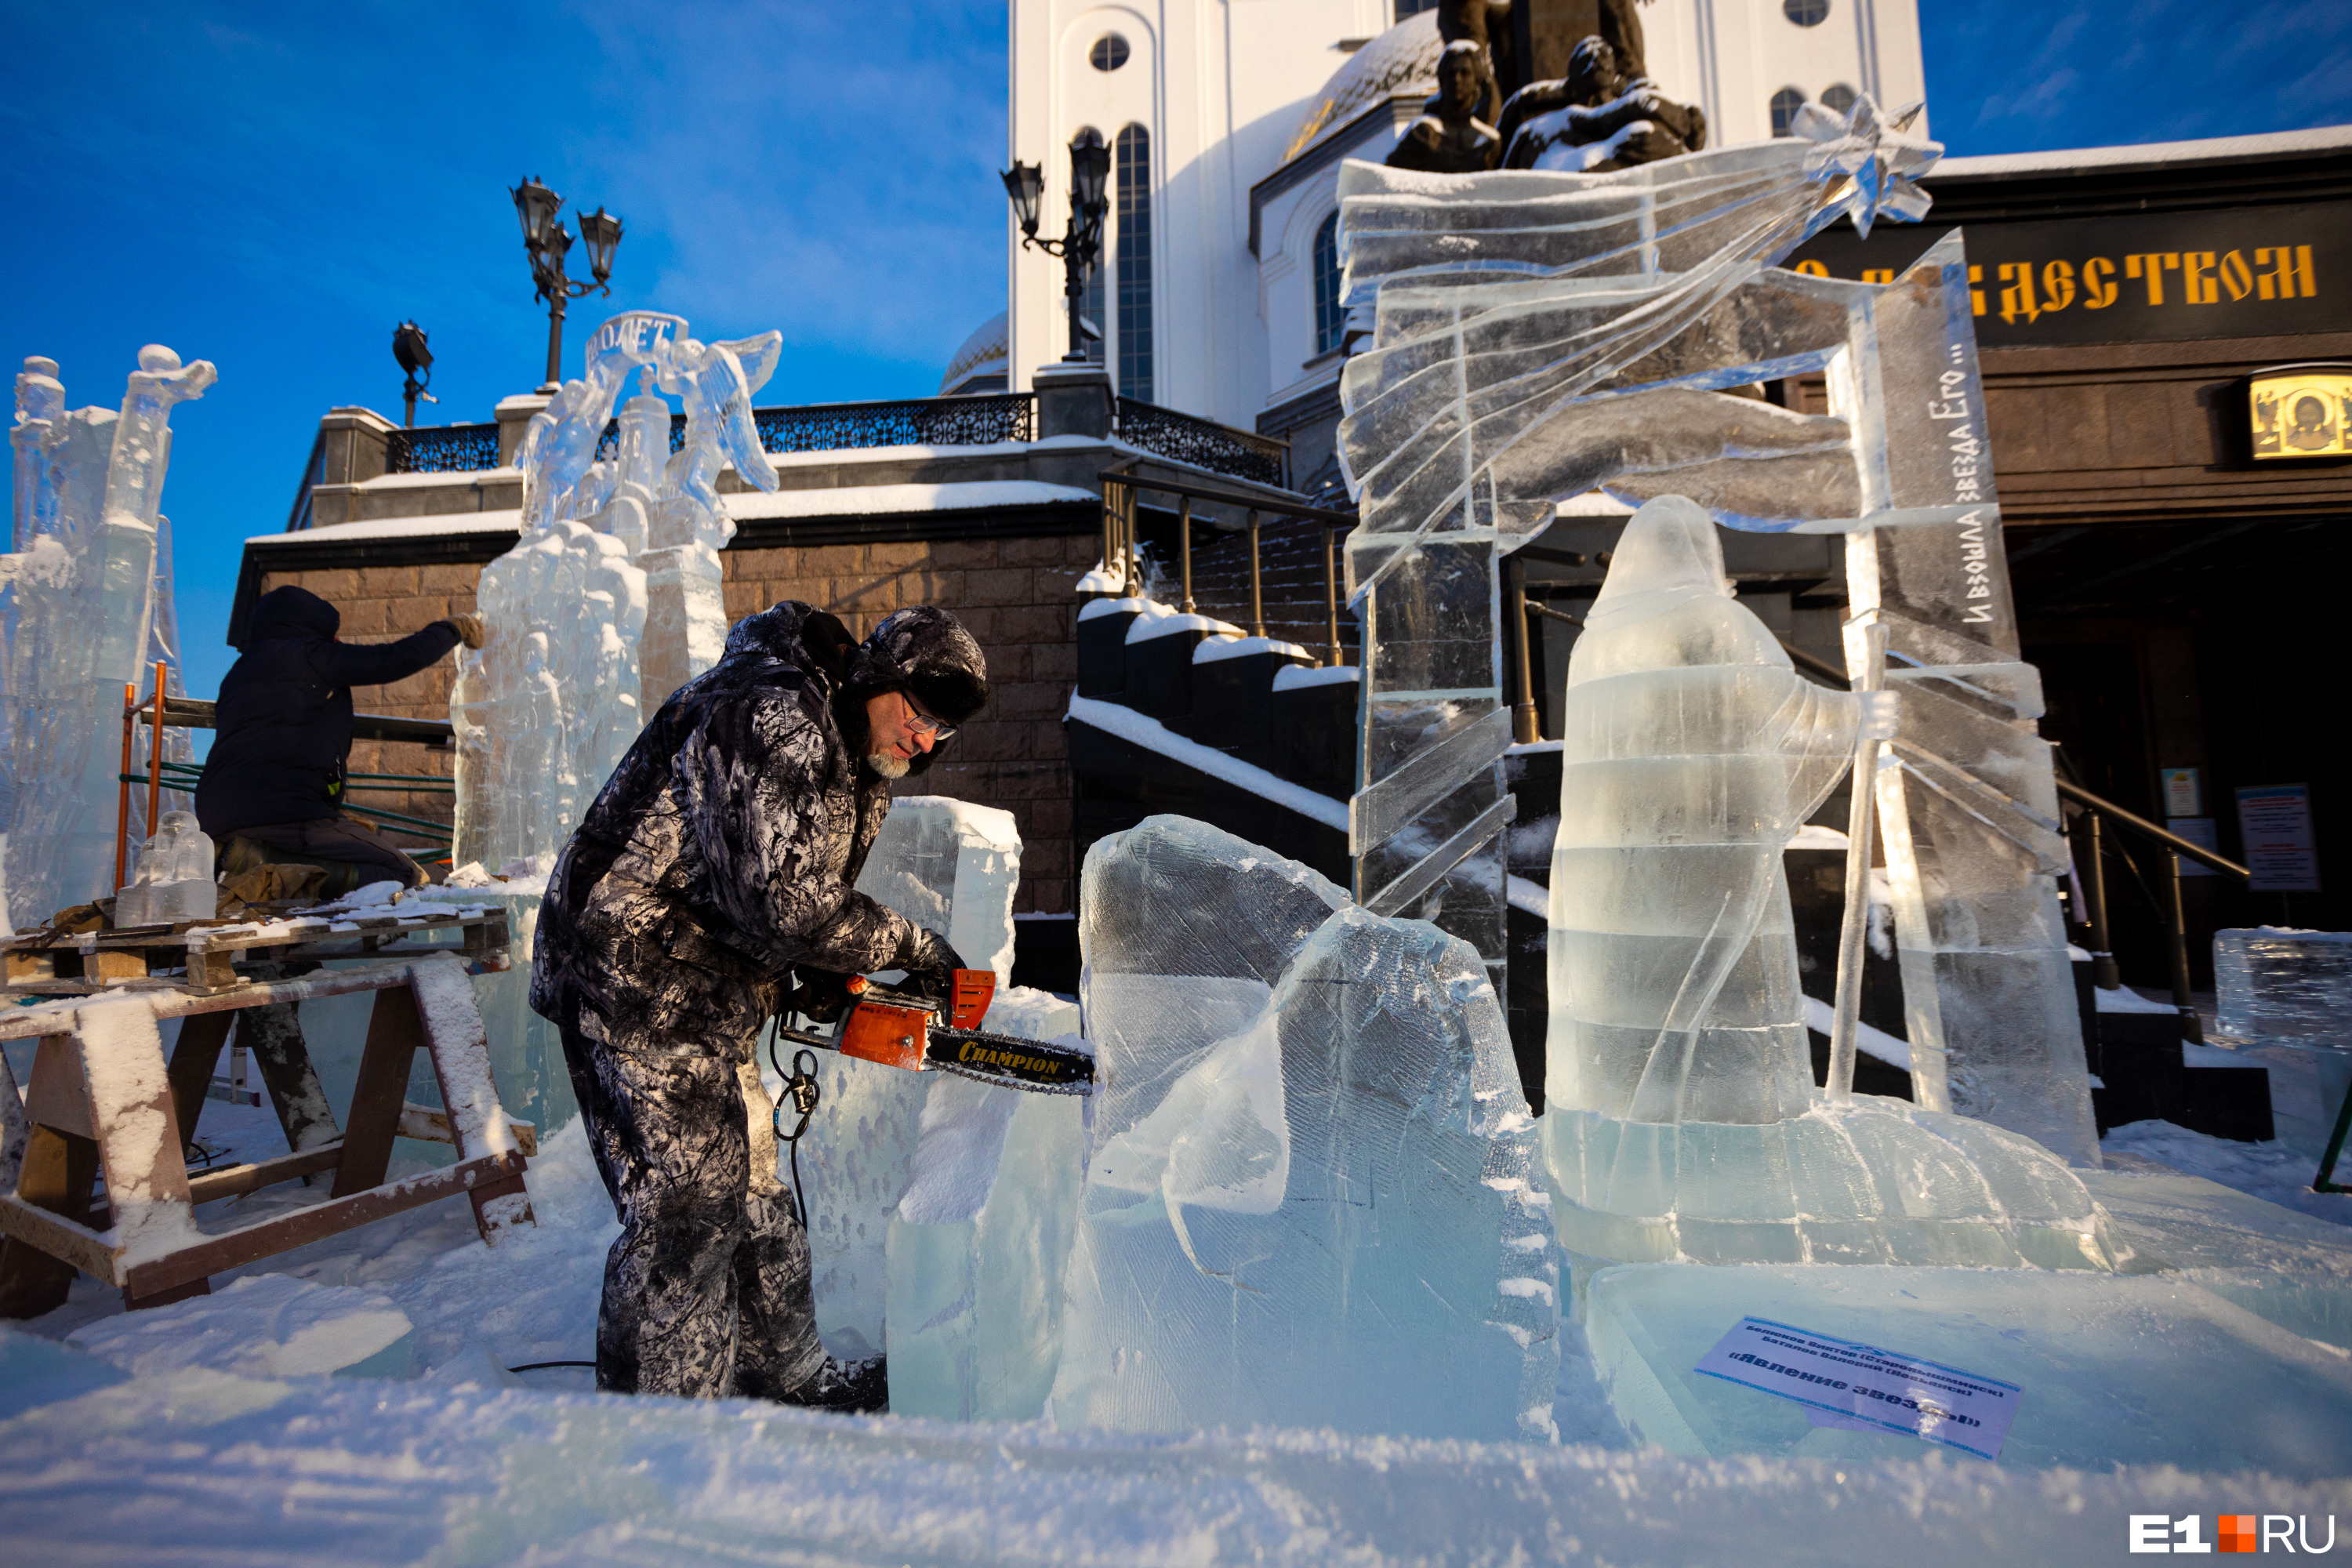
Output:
top-left (4, 1), bottom-right (2347, 702)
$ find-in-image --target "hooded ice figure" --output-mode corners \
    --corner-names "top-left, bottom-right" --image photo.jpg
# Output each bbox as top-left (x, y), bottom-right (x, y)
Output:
top-left (1544, 498), bottom-right (2118, 1274)
top-left (1053, 818), bottom-right (1560, 1443)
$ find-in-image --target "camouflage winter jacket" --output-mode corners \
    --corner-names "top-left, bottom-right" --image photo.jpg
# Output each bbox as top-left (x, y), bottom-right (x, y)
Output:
top-left (529, 601), bottom-right (984, 1057)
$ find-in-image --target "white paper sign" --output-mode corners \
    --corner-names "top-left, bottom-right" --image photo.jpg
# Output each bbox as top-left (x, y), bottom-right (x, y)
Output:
top-left (1695, 1316), bottom-right (2021, 1461)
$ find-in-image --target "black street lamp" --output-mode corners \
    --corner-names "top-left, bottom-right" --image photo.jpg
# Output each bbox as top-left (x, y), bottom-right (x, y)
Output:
top-left (510, 176), bottom-right (625, 387)
top-left (1003, 129), bottom-right (1113, 365)
top-left (391, 320), bottom-right (436, 428)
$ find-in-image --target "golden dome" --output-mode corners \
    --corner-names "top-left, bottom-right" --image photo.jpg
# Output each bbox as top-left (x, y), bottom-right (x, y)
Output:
top-left (1279, 9), bottom-right (1443, 166)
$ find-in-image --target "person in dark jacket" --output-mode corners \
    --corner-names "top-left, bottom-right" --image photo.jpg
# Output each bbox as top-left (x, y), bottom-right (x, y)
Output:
top-left (532, 601), bottom-right (989, 1410)
top-left (195, 586), bottom-right (483, 894)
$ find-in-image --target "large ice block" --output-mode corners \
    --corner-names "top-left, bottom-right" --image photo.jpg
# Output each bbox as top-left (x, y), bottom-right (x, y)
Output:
top-left (4, 348), bottom-right (207, 926)
top-left (2215, 927), bottom-right (2352, 1048)
top-left (801, 797), bottom-right (1024, 1357)
top-left (1583, 1261), bottom-right (2352, 1479)
top-left (885, 986), bottom-right (1084, 1421)
top-left (1052, 816), bottom-right (1559, 1442)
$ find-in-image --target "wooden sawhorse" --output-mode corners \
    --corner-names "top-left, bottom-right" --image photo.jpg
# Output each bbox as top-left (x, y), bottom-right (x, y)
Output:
top-left (0, 952), bottom-right (533, 1316)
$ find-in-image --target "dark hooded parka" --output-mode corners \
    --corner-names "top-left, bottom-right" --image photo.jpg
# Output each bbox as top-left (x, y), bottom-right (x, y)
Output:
top-left (528, 601), bottom-right (989, 1402)
top-left (195, 586), bottom-right (463, 837)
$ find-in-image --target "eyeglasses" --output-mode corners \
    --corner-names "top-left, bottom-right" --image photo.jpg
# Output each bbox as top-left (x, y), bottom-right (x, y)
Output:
top-left (902, 692), bottom-right (957, 742)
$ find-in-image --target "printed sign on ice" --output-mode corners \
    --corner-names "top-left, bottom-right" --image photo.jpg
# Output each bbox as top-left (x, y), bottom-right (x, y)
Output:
top-left (1694, 1316), bottom-right (2021, 1461)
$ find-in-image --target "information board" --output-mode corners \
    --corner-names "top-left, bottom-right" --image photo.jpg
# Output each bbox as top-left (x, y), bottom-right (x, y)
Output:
top-left (1695, 1316), bottom-right (2022, 1461)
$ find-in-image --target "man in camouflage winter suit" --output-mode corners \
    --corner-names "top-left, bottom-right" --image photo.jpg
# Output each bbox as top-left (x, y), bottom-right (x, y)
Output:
top-left (532, 602), bottom-right (989, 1409)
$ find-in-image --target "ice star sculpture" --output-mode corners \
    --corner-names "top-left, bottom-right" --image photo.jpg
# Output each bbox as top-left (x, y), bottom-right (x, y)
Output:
top-left (1788, 96), bottom-right (1934, 241)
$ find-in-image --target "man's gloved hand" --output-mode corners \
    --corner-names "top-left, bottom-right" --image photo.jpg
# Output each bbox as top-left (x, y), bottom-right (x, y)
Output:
top-left (898, 926), bottom-right (968, 1001)
top-left (789, 965), bottom-right (857, 1024)
top-left (445, 612), bottom-right (488, 650)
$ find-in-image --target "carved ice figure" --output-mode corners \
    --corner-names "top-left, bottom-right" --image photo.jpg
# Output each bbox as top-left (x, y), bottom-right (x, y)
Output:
top-left (1334, 95), bottom-right (2098, 1164)
top-left (3, 347), bottom-right (209, 927)
top-left (1051, 817), bottom-right (1559, 1443)
top-left (802, 797), bottom-right (1022, 1360)
top-left (1547, 497), bottom-right (1863, 1125)
top-left (114, 809), bottom-right (215, 927)
top-left (1544, 498), bottom-right (2118, 1276)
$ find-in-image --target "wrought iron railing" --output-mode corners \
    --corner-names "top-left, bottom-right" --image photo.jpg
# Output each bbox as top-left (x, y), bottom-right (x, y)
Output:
top-left (594, 412), bottom-right (688, 463)
top-left (1113, 397), bottom-right (1288, 488)
top-left (754, 394), bottom-right (1034, 452)
top-left (384, 423), bottom-right (503, 474)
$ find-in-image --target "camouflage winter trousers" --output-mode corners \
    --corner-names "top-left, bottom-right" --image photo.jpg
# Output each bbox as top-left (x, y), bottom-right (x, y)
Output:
top-left (561, 1005), bottom-right (826, 1400)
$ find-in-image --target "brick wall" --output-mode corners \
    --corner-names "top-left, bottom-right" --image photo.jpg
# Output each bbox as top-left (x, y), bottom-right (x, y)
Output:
top-left (252, 530), bottom-right (1087, 913)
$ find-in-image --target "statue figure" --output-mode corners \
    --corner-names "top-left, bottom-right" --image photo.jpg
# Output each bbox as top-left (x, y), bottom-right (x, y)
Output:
top-left (1435, 0), bottom-right (1515, 122)
top-left (1497, 34), bottom-right (1707, 172)
top-left (1386, 40), bottom-right (1501, 176)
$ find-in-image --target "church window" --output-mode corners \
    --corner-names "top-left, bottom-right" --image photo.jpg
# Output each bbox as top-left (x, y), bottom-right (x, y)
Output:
top-left (1314, 212), bottom-right (1346, 356)
top-left (1089, 34), bottom-right (1129, 71)
top-left (1116, 125), bottom-right (1155, 401)
top-left (1820, 82), bottom-right (1858, 114)
top-left (1769, 88), bottom-right (1807, 136)
top-left (1393, 0), bottom-right (1438, 19)
top-left (1783, 0), bottom-right (1829, 25)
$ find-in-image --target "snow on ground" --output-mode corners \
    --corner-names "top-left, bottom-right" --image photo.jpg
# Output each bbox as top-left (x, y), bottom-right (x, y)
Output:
top-left (2, 1101), bottom-right (2349, 1559)
top-left (2103, 1119), bottom-right (2352, 1228)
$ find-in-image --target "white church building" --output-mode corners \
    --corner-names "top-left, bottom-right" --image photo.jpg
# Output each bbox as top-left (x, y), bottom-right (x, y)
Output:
top-left (975, 0), bottom-right (1927, 491)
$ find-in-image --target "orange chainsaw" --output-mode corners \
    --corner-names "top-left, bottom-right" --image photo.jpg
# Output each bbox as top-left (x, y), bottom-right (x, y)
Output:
top-left (774, 967), bottom-right (1093, 1095)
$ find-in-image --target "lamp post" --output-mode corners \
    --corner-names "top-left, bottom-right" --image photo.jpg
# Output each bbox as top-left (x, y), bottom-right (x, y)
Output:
top-left (510, 176), bottom-right (625, 387)
top-left (391, 320), bottom-right (436, 428)
top-left (1002, 129), bottom-right (1112, 364)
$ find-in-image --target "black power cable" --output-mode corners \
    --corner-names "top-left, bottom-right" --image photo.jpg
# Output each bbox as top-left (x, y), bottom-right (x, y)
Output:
top-left (768, 1038), bottom-right (822, 1229)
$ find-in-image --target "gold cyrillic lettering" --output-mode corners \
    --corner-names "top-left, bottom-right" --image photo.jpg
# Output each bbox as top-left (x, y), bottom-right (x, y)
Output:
top-left (1794, 259), bottom-right (1830, 278)
top-left (2125, 252), bottom-right (2180, 305)
top-left (2219, 249), bottom-right (2255, 301)
top-left (1998, 262), bottom-right (2038, 323)
top-left (2040, 260), bottom-right (2076, 311)
top-left (1968, 263), bottom-right (1985, 316)
top-left (2082, 257), bottom-right (2118, 308)
top-left (2256, 244), bottom-right (2318, 299)
top-left (2182, 251), bottom-right (2218, 304)
top-left (1861, 267), bottom-right (1895, 285)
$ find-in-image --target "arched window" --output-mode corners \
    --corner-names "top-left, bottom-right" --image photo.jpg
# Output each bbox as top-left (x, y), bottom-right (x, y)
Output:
top-left (1313, 211), bottom-right (1345, 356)
top-left (1783, 0), bottom-right (1829, 24)
top-left (1115, 124), bottom-right (1154, 401)
top-left (1769, 88), bottom-right (1807, 137)
top-left (1820, 82), bottom-right (1858, 116)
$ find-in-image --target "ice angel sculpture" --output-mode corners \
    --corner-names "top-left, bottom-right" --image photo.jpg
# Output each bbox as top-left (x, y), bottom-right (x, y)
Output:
top-left (4, 347), bottom-right (209, 928)
top-left (1330, 94), bottom-right (2099, 1164)
top-left (452, 310), bottom-right (782, 875)
top-left (1544, 498), bottom-right (2118, 1277)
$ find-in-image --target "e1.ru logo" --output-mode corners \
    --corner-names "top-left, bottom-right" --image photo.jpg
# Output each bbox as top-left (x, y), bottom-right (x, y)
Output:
top-left (2131, 1515), bottom-right (2337, 1552)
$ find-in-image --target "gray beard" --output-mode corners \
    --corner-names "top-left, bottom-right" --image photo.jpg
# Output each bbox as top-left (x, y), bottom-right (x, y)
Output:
top-left (867, 752), bottom-right (909, 780)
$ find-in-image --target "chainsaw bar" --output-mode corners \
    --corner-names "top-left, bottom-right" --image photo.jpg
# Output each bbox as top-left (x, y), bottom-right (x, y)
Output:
top-left (924, 1028), bottom-right (1094, 1094)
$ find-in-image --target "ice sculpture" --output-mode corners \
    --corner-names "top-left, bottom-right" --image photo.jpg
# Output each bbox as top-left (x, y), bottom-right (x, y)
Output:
top-left (113, 809), bottom-right (215, 927)
top-left (1543, 499), bottom-right (2116, 1275)
top-left (1051, 817), bottom-right (1560, 1443)
top-left (452, 310), bottom-right (782, 1142)
top-left (1331, 95), bottom-right (2097, 1162)
top-left (885, 987), bottom-right (1083, 1421)
top-left (452, 310), bottom-right (782, 873)
top-left (801, 797), bottom-right (1022, 1359)
top-left (3, 347), bottom-right (210, 928)
top-left (2215, 928), bottom-right (2352, 1048)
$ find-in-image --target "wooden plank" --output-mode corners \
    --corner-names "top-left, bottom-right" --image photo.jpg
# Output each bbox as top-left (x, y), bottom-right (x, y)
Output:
top-left (397, 1103), bottom-right (538, 1157)
top-left (165, 1012), bottom-right (235, 1149)
top-left (1, 961), bottom-right (419, 1041)
top-left (184, 1143), bottom-right (344, 1205)
top-left (24, 1035), bottom-right (94, 1138)
top-left (333, 979), bottom-right (424, 1198)
top-left (0, 1130), bottom-right (110, 1309)
top-left (78, 1006), bottom-right (198, 1258)
top-left (121, 1150), bottom-right (525, 1298)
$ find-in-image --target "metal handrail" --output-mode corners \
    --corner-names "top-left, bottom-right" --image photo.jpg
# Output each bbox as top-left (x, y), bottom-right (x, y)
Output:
top-left (1096, 466), bottom-right (1356, 668)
